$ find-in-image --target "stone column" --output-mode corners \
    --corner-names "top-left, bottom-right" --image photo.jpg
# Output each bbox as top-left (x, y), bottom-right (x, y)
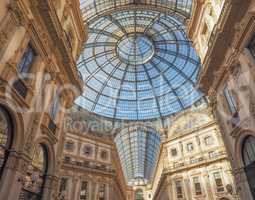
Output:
top-left (70, 177), bottom-right (78, 200)
top-left (0, 150), bottom-right (30, 200)
top-left (106, 183), bottom-right (109, 200)
top-left (203, 172), bottom-right (214, 200)
top-left (167, 178), bottom-right (174, 200)
top-left (179, 141), bottom-right (184, 158)
top-left (183, 176), bottom-right (192, 200)
top-left (108, 181), bottom-right (114, 200)
top-left (89, 180), bottom-right (95, 200)
top-left (93, 182), bottom-right (98, 200)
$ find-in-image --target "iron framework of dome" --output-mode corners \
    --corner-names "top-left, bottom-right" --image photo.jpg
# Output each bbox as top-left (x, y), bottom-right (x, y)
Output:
top-left (76, 9), bottom-right (202, 121)
top-left (114, 125), bottom-right (161, 185)
top-left (80, 0), bottom-right (193, 23)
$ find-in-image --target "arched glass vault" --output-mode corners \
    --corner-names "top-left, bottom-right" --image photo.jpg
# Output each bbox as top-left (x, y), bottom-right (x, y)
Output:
top-left (114, 125), bottom-right (161, 185)
top-left (76, 9), bottom-right (202, 121)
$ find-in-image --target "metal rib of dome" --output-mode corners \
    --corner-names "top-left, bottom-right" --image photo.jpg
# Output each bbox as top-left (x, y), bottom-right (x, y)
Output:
top-left (114, 125), bottom-right (161, 186)
top-left (76, 9), bottom-right (202, 120)
top-left (80, 0), bottom-right (193, 23)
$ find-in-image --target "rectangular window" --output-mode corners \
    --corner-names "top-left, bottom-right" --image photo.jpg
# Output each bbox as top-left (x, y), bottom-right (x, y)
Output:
top-left (83, 145), bottom-right (92, 156)
top-left (175, 180), bottom-right (183, 199)
top-left (18, 43), bottom-right (36, 73)
top-left (209, 151), bottom-right (216, 158)
top-left (214, 172), bottom-right (224, 192)
top-left (80, 181), bottom-right (88, 200)
top-left (193, 177), bottom-right (202, 196)
top-left (98, 184), bottom-right (106, 200)
top-left (204, 136), bottom-right (214, 146)
top-left (187, 143), bottom-right (194, 152)
top-left (64, 141), bottom-right (74, 151)
top-left (223, 86), bottom-right (238, 114)
top-left (50, 95), bottom-right (60, 120)
top-left (171, 148), bottom-right (177, 157)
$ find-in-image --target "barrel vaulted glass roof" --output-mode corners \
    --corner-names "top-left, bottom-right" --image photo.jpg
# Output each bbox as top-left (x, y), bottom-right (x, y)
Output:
top-left (76, 9), bottom-right (202, 121)
top-left (80, 0), bottom-right (193, 23)
top-left (114, 126), bottom-right (161, 185)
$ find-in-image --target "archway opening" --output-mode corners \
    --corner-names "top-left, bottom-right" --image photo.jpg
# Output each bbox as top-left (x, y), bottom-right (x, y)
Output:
top-left (242, 136), bottom-right (255, 198)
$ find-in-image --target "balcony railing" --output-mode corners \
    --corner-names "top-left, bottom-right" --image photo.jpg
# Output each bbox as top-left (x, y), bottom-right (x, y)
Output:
top-left (165, 151), bottom-right (226, 173)
top-left (62, 159), bottom-right (115, 174)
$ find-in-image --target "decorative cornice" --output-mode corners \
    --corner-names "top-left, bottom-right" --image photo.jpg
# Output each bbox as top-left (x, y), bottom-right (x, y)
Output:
top-left (62, 161), bottom-right (116, 177)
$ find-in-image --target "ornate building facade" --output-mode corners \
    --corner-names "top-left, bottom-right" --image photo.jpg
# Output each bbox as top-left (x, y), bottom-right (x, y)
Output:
top-left (147, 108), bottom-right (238, 200)
top-left (194, 0), bottom-right (255, 199)
top-left (0, 0), bottom-right (85, 199)
top-left (58, 108), bottom-right (131, 200)
top-left (0, 0), bottom-right (254, 200)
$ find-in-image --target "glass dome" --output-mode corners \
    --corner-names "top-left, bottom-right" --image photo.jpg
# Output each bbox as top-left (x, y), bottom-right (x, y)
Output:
top-left (76, 9), bottom-right (202, 121)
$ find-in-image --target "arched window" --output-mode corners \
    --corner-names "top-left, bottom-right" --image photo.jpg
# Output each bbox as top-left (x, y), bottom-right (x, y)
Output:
top-left (242, 136), bottom-right (255, 198)
top-left (20, 144), bottom-right (48, 200)
top-left (0, 106), bottom-right (13, 178)
top-left (242, 136), bottom-right (255, 166)
top-left (135, 189), bottom-right (143, 200)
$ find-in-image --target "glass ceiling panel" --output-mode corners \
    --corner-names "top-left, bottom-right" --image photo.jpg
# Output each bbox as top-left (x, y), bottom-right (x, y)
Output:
top-left (76, 9), bottom-right (202, 121)
top-left (114, 125), bottom-right (161, 185)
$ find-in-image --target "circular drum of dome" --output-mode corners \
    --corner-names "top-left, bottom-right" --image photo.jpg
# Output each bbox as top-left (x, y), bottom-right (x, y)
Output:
top-left (76, 9), bottom-right (202, 120)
